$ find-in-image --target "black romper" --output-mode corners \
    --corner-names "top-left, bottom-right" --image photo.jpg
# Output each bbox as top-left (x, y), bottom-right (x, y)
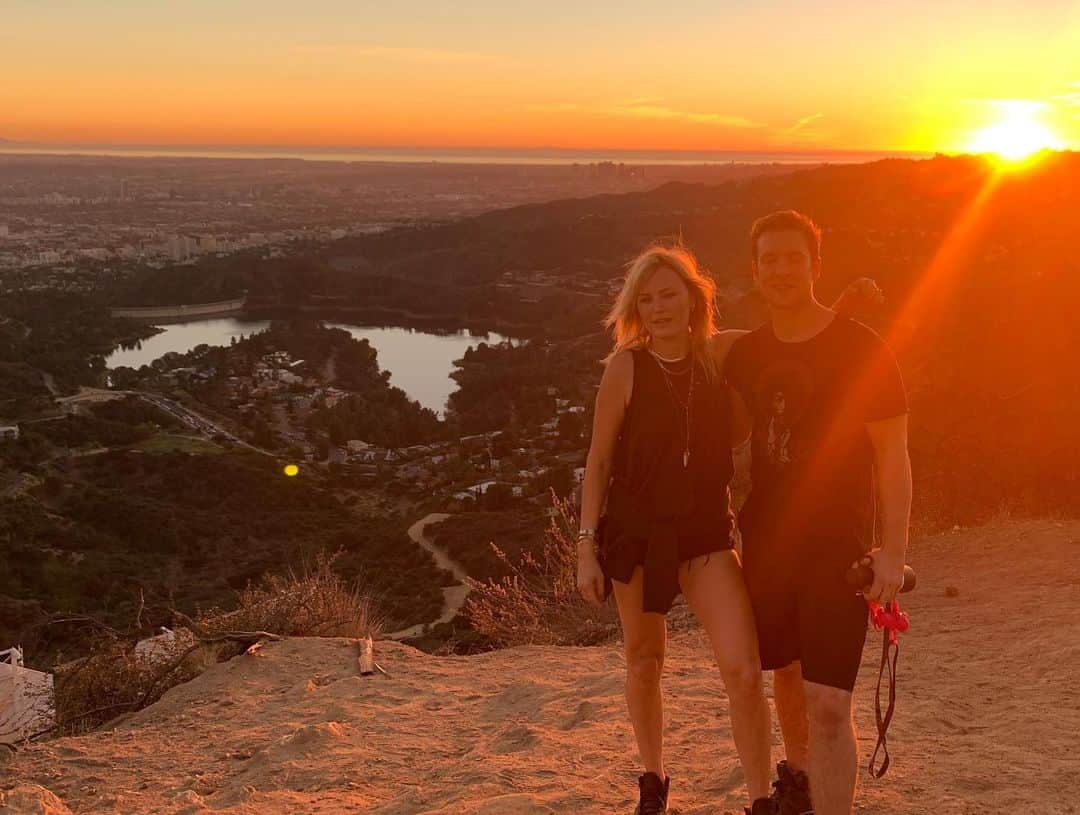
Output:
top-left (599, 348), bottom-right (736, 614)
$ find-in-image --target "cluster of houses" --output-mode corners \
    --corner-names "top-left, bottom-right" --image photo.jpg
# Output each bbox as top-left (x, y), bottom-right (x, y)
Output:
top-left (213, 350), bottom-right (592, 506)
top-left (148, 346), bottom-right (593, 507)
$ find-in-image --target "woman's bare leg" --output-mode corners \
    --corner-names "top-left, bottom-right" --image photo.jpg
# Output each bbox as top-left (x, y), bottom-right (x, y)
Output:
top-left (679, 550), bottom-right (773, 802)
top-left (612, 566), bottom-right (668, 778)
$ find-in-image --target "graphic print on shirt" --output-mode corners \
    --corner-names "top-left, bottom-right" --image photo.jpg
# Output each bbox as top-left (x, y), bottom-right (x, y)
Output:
top-left (767, 391), bottom-right (793, 465)
top-left (752, 359), bottom-right (815, 472)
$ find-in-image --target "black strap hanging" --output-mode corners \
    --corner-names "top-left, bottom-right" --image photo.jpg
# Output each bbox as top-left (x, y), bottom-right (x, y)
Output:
top-left (868, 625), bottom-right (900, 777)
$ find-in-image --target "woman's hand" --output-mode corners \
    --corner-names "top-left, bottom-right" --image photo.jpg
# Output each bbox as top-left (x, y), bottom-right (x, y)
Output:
top-left (577, 541), bottom-right (607, 606)
top-left (834, 277), bottom-right (885, 317)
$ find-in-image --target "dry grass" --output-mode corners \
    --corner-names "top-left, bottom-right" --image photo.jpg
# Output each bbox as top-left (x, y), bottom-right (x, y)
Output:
top-left (196, 551), bottom-right (381, 641)
top-left (464, 492), bottom-right (619, 647)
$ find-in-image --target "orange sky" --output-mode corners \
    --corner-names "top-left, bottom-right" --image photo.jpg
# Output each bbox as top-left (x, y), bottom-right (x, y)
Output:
top-left (3, 2), bottom-right (1078, 154)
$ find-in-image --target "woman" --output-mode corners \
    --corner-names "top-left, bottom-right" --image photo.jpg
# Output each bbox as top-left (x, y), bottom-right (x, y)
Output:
top-left (576, 243), bottom-right (772, 815)
top-left (576, 243), bottom-right (880, 815)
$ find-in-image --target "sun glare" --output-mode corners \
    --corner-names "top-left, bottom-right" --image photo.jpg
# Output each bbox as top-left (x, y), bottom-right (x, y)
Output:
top-left (969, 103), bottom-right (1064, 162)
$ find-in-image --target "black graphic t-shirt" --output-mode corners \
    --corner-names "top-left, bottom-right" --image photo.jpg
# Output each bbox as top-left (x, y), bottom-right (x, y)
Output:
top-left (726, 315), bottom-right (907, 562)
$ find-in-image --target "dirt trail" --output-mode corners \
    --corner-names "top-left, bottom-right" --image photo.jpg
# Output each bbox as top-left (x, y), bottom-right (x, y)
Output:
top-left (384, 513), bottom-right (469, 640)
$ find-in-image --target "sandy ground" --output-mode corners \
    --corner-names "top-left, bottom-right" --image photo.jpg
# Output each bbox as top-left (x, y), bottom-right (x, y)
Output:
top-left (2, 519), bottom-right (1078, 814)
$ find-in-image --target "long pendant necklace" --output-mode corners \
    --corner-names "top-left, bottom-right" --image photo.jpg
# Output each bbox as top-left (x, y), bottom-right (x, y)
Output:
top-left (652, 350), bottom-right (694, 468)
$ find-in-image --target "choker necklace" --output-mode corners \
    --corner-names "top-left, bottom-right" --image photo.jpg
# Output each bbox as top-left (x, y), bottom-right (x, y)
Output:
top-left (648, 348), bottom-right (688, 364)
top-left (649, 348), bottom-right (692, 377)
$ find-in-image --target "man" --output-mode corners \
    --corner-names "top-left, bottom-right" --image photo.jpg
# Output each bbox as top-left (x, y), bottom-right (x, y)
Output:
top-left (725, 210), bottom-right (912, 815)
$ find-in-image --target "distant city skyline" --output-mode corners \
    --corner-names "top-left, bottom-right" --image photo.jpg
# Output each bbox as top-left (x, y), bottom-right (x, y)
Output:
top-left (4, 1), bottom-right (1078, 155)
top-left (0, 140), bottom-right (929, 165)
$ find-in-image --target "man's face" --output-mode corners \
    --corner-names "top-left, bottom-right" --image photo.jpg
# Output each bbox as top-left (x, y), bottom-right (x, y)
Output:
top-left (752, 229), bottom-right (819, 310)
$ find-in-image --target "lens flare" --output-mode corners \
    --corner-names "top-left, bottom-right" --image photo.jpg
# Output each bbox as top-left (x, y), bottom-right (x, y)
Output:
top-left (283, 464), bottom-right (300, 477)
top-left (968, 102), bottom-right (1064, 162)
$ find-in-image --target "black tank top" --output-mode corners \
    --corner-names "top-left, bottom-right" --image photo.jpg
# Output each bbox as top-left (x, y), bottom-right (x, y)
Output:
top-left (604, 347), bottom-right (735, 612)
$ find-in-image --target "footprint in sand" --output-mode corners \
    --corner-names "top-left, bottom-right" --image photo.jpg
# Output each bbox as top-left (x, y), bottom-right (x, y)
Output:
top-left (481, 682), bottom-right (549, 722)
top-left (558, 700), bottom-right (600, 731)
top-left (489, 723), bottom-right (539, 755)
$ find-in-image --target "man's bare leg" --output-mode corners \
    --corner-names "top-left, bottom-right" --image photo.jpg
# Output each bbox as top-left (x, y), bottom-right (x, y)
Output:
top-left (772, 661), bottom-right (810, 772)
top-left (804, 681), bottom-right (858, 815)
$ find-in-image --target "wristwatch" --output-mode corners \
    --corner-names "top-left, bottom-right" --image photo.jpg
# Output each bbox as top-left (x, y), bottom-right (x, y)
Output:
top-left (577, 527), bottom-right (597, 541)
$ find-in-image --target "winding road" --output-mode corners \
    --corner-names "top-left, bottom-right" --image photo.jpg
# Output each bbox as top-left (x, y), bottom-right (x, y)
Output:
top-left (56, 387), bottom-right (273, 457)
top-left (385, 513), bottom-right (471, 641)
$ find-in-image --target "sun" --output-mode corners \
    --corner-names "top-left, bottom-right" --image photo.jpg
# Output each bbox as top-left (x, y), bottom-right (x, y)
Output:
top-left (968, 103), bottom-right (1064, 162)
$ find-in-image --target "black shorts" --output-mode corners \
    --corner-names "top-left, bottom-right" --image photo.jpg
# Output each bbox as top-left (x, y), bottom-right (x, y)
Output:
top-left (600, 512), bottom-right (735, 615)
top-left (742, 538), bottom-right (869, 692)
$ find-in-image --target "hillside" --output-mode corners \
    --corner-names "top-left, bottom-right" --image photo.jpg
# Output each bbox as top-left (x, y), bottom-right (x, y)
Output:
top-left (3, 519), bottom-right (1077, 814)
top-left (0, 450), bottom-right (447, 665)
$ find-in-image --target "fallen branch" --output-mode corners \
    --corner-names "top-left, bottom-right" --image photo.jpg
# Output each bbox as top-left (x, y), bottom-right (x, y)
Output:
top-left (169, 609), bottom-right (282, 645)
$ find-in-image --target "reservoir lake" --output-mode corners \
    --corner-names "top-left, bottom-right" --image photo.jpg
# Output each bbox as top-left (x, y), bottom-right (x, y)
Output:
top-left (104, 317), bottom-right (515, 416)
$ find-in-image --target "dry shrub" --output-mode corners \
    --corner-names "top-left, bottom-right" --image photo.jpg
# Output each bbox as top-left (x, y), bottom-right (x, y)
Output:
top-left (52, 635), bottom-right (209, 736)
top-left (196, 550), bottom-right (381, 641)
top-left (50, 552), bottom-right (378, 736)
top-left (464, 492), bottom-right (619, 647)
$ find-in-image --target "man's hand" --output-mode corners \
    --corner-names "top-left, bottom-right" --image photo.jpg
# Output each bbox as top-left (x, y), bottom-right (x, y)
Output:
top-left (853, 547), bottom-right (905, 605)
top-left (577, 543), bottom-right (607, 606)
top-left (834, 277), bottom-right (885, 317)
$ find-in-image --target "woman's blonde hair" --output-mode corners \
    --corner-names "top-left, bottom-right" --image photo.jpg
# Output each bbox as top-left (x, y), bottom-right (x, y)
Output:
top-left (603, 242), bottom-right (720, 379)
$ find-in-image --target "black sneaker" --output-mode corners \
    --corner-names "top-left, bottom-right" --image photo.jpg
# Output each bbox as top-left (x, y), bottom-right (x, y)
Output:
top-left (770, 760), bottom-right (813, 815)
top-left (634, 771), bottom-right (670, 815)
top-left (745, 797), bottom-right (781, 815)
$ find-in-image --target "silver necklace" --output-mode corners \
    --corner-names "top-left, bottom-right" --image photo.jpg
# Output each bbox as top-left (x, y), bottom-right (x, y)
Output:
top-left (653, 351), bottom-right (694, 468)
top-left (648, 349), bottom-right (692, 376)
top-left (649, 348), bottom-right (688, 364)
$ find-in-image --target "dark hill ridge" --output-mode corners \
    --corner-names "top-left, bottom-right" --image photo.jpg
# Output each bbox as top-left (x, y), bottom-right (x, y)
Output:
top-left (113, 152), bottom-right (1079, 331)
top-left (343, 152), bottom-right (1080, 300)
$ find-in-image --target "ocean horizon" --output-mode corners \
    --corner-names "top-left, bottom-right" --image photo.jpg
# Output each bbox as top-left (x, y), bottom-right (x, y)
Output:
top-left (0, 141), bottom-right (930, 166)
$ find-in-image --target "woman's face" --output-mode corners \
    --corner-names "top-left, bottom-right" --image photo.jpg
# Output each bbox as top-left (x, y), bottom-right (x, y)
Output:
top-left (636, 264), bottom-right (692, 342)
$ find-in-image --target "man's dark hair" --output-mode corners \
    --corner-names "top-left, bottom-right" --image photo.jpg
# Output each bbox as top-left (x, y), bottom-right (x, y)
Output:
top-left (750, 210), bottom-right (822, 263)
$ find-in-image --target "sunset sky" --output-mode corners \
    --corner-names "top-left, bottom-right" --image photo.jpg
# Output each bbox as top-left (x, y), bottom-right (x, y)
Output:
top-left (4, 1), bottom-right (1079, 154)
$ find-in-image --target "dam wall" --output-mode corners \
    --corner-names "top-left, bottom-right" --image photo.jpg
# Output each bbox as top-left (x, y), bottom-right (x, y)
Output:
top-left (110, 296), bottom-right (247, 322)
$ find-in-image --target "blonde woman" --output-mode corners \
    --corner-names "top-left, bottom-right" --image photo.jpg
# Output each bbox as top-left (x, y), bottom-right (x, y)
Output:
top-left (576, 243), bottom-right (880, 815)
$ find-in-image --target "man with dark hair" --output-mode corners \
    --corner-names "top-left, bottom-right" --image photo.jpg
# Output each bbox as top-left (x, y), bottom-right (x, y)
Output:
top-left (725, 210), bottom-right (911, 815)
top-left (748, 210), bottom-right (822, 266)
